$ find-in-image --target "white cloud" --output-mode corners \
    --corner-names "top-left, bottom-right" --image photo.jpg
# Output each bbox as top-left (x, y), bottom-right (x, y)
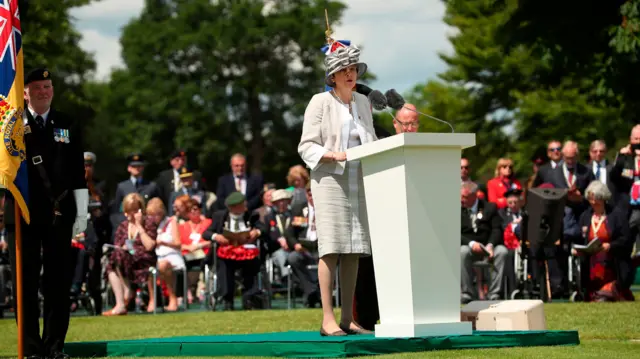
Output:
top-left (77, 29), bottom-right (123, 81)
top-left (70, 0), bottom-right (452, 92)
top-left (70, 0), bottom-right (144, 19)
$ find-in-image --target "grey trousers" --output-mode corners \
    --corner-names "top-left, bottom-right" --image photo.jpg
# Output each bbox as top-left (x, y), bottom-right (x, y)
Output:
top-left (461, 244), bottom-right (511, 300)
top-left (271, 248), bottom-right (290, 277)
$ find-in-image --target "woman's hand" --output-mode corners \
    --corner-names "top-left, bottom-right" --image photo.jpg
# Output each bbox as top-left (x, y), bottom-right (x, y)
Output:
top-left (134, 209), bottom-right (143, 227)
top-left (333, 152), bottom-right (347, 161)
top-left (601, 243), bottom-right (611, 252)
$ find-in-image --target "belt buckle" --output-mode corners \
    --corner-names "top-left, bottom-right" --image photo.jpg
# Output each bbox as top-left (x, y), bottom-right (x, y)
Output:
top-left (32, 156), bottom-right (43, 165)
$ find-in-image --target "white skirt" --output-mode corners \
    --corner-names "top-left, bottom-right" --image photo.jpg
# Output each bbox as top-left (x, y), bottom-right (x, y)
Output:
top-left (310, 160), bottom-right (371, 257)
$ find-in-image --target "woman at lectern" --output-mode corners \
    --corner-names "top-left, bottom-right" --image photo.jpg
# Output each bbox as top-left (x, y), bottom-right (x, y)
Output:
top-left (298, 44), bottom-right (378, 336)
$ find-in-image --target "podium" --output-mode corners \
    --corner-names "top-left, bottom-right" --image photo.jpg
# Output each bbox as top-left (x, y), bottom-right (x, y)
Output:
top-left (346, 132), bottom-right (476, 338)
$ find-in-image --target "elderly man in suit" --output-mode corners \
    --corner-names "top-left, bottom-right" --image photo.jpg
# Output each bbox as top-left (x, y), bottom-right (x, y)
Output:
top-left (460, 181), bottom-right (508, 303)
top-left (215, 153), bottom-right (264, 212)
top-left (113, 153), bottom-right (159, 212)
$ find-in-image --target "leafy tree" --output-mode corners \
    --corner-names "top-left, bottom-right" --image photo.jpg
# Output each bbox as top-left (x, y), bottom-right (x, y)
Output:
top-left (95, 0), bottom-right (350, 189)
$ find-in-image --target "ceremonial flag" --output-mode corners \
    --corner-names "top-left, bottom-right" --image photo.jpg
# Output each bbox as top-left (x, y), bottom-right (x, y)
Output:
top-left (321, 39), bottom-right (350, 91)
top-left (0, 0), bottom-right (30, 224)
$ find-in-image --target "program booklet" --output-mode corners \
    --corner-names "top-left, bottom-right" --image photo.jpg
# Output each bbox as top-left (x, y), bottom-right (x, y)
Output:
top-left (572, 238), bottom-right (603, 255)
top-left (223, 228), bottom-right (252, 245)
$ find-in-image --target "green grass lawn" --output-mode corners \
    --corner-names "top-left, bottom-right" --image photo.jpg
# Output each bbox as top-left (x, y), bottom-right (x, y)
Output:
top-left (1, 302), bottom-right (639, 358)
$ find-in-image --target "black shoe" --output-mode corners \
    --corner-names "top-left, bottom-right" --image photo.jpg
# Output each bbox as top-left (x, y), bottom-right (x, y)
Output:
top-left (339, 323), bottom-right (373, 335)
top-left (320, 327), bottom-right (347, 336)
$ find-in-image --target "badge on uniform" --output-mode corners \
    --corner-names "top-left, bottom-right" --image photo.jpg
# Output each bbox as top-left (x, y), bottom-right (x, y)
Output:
top-left (622, 169), bottom-right (633, 179)
top-left (53, 128), bottom-right (70, 143)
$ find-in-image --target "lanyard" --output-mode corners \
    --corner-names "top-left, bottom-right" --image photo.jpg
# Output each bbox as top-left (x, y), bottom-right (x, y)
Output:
top-left (591, 215), bottom-right (606, 237)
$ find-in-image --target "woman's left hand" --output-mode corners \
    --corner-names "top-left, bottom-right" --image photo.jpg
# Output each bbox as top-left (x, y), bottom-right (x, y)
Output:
top-left (134, 209), bottom-right (143, 227)
top-left (601, 243), bottom-right (611, 252)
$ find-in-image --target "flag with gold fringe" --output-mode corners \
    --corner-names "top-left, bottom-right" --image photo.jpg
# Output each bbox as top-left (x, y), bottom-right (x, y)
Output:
top-left (0, 0), bottom-right (30, 224)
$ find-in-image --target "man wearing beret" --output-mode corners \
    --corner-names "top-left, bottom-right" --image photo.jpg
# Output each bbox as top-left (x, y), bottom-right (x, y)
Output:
top-left (113, 153), bottom-right (159, 212)
top-left (3, 68), bottom-right (88, 359)
top-left (203, 191), bottom-right (266, 310)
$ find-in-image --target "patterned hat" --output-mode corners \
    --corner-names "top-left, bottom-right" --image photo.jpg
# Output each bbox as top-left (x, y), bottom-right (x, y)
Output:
top-left (84, 151), bottom-right (96, 165)
top-left (324, 45), bottom-right (367, 87)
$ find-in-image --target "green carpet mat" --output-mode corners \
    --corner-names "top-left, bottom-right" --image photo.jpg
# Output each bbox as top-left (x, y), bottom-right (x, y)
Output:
top-left (64, 330), bottom-right (580, 358)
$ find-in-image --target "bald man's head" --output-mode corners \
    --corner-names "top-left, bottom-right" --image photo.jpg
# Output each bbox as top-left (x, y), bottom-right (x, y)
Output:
top-left (393, 103), bottom-right (419, 134)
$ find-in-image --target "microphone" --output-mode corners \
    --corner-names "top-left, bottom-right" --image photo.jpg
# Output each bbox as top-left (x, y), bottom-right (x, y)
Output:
top-left (368, 90), bottom-right (387, 111)
top-left (354, 83), bottom-right (388, 111)
top-left (384, 89), bottom-right (455, 133)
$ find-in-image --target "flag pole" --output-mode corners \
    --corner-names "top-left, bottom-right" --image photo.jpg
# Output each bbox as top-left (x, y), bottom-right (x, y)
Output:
top-left (15, 201), bottom-right (24, 359)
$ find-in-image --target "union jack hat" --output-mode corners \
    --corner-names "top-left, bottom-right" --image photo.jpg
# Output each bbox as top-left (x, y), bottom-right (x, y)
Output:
top-left (323, 41), bottom-right (367, 88)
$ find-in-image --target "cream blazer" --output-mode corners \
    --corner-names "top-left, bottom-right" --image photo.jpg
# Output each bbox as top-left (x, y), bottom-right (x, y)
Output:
top-left (298, 91), bottom-right (378, 175)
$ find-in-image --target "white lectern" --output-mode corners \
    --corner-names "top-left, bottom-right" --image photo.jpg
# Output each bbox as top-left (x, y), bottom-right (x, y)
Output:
top-left (346, 132), bottom-right (476, 338)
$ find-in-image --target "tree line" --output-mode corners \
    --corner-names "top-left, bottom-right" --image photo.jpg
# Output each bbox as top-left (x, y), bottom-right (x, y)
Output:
top-left (19, 0), bottom-right (640, 197)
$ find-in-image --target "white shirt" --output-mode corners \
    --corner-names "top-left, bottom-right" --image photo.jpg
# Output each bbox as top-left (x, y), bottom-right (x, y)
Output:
top-left (306, 205), bottom-right (317, 242)
top-left (592, 161), bottom-right (607, 184)
top-left (28, 107), bottom-right (50, 125)
top-left (229, 213), bottom-right (248, 231)
top-left (234, 176), bottom-right (247, 194)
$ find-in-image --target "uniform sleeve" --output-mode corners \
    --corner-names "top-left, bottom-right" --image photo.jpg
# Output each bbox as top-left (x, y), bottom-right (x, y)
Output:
top-left (298, 95), bottom-right (328, 170)
top-left (70, 119), bottom-right (87, 190)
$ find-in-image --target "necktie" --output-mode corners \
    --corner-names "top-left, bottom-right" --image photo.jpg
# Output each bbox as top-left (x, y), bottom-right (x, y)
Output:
top-left (567, 168), bottom-right (574, 186)
top-left (135, 179), bottom-right (141, 189)
top-left (233, 217), bottom-right (240, 231)
top-left (34, 115), bottom-right (45, 130)
top-left (595, 163), bottom-right (601, 181)
top-left (235, 177), bottom-right (242, 192)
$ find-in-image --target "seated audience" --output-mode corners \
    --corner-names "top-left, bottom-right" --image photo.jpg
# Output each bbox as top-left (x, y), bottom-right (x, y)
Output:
top-left (203, 192), bottom-right (265, 310)
top-left (487, 158), bottom-right (522, 209)
top-left (172, 194), bottom-right (191, 224)
top-left (285, 183), bottom-right (320, 307)
top-left (103, 193), bottom-right (158, 315)
top-left (263, 189), bottom-right (293, 281)
top-left (460, 181), bottom-right (508, 303)
top-left (149, 197), bottom-right (184, 312)
top-left (255, 184), bottom-right (276, 224)
top-left (575, 181), bottom-right (635, 302)
top-left (179, 198), bottom-right (213, 304)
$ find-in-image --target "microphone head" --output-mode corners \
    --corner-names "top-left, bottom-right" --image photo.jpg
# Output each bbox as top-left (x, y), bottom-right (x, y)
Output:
top-left (367, 90), bottom-right (388, 111)
top-left (355, 83), bottom-right (373, 96)
top-left (385, 89), bottom-right (405, 110)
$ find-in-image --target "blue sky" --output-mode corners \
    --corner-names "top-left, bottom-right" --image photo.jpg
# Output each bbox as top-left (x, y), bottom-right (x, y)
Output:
top-left (69, 0), bottom-right (454, 95)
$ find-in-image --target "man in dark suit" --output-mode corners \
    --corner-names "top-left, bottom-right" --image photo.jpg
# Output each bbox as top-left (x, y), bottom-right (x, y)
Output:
top-left (546, 141), bottom-right (594, 218)
top-left (532, 140), bottom-right (564, 187)
top-left (155, 149), bottom-right (205, 209)
top-left (587, 140), bottom-right (616, 204)
top-left (285, 184), bottom-right (320, 307)
top-left (460, 181), bottom-right (507, 303)
top-left (113, 153), bottom-right (159, 212)
top-left (3, 68), bottom-right (87, 359)
top-left (168, 166), bottom-right (207, 215)
top-left (609, 125), bottom-right (640, 280)
top-left (215, 153), bottom-right (263, 212)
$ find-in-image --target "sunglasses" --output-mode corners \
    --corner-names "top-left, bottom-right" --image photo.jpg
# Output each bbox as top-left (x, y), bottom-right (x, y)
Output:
top-left (548, 147), bottom-right (561, 152)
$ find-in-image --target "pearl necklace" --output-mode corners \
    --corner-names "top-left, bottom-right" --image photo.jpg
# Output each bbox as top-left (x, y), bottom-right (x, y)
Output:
top-left (332, 90), bottom-right (353, 114)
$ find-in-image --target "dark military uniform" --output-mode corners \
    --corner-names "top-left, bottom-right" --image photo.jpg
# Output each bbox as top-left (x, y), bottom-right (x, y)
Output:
top-left (112, 153), bottom-right (159, 213)
top-left (4, 68), bottom-right (86, 358)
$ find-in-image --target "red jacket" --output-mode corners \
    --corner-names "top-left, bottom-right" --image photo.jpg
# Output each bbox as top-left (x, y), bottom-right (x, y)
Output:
top-left (486, 177), bottom-right (522, 209)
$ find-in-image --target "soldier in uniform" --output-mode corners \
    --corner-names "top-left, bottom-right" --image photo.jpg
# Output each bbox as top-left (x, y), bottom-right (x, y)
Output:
top-left (113, 153), bottom-right (159, 212)
top-left (3, 68), bottom-right (88, 359)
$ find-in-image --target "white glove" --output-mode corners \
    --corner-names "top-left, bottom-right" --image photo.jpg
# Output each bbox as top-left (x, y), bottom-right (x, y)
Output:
top-left (72, 189), bottom-right (89, 237)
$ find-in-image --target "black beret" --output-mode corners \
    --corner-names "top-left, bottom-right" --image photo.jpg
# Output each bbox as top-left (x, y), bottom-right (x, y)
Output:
top-left (170, 149), bottom-right (187, 159)
top-left (504, 188), bottom-right (523, 198)
top-left (25, 68), bottom-right (52, 85)
top-left (127, 153), bottom-right (145, 166)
